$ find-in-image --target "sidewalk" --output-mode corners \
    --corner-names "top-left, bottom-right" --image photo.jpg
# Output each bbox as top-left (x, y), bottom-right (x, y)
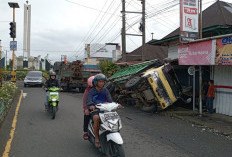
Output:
top-left (160, 106), bottom-right (232, 138)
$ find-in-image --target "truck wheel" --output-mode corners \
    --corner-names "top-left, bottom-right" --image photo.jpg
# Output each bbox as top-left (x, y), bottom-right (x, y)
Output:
top-left (125, 76), bottom-right (141, 90)
top-left (141, 103), bottom-right (157, 112)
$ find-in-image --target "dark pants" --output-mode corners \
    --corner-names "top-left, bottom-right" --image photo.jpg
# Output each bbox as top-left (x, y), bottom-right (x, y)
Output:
top-left (206, 97), bottom-right (214, 114)
top-left (83, 115), bottom-right (90, 132)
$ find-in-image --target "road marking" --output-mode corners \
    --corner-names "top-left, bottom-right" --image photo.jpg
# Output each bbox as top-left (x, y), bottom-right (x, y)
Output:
top-left (23, 93), bottom-right (27, 98)
top-left (2, 90), bottom-right (23, 157)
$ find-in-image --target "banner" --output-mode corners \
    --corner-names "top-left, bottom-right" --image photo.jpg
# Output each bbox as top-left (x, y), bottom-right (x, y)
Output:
top-left (215, 36), bottom-right (232, 65)
top-left (178, 40), bottom-right (216, 65)
top-left (180, 0), bottom-right (199, 42)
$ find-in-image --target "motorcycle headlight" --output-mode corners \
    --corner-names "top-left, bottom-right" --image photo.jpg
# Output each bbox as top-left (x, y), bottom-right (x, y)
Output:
top-left (52, 98), bottom-right (57, 101)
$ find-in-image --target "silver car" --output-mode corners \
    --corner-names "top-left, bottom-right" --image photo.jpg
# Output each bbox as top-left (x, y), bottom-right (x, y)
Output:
top-left (24, 71), bottom-right (44, 87)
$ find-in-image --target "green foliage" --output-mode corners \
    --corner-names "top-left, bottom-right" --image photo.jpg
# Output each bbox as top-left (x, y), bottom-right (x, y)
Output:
top-left (98, 59), bottom-right (119, 77)
top-left (0, 70), bottom-right (50, 81)
top-left (0, 82), bottom-right (17, 104)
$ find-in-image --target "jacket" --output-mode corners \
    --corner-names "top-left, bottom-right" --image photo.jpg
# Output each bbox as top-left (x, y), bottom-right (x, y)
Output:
top-left (45, 78), bottom-right (59, 88)
top-left (86, 87), bottom-right (112, 108)
top-left (83, 86), bottom-right (91, 110)
top-left (207, 84), bottom-right (215, 98)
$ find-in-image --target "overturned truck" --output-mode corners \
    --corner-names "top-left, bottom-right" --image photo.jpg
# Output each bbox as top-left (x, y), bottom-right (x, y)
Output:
top-left (107, 59), bottom-right (190, 112)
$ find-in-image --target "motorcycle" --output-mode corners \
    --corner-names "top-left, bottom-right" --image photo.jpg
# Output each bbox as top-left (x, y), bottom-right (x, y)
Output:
top-left (88, 102), bottom-right (125, 157)
top-left (47, 87), bottom-right (60, 119)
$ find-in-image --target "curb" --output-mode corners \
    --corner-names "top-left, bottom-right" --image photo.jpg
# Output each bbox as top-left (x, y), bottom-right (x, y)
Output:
top-left (161, 111), bottom-right (232, 139)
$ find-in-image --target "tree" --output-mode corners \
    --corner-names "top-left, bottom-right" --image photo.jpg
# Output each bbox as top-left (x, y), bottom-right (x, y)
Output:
top-left (98, 59), bottom-right (119, 78)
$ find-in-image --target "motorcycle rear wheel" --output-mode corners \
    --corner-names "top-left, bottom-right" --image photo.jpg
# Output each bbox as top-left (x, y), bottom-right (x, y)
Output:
top-left (109, 141), bottom-right (125, 157)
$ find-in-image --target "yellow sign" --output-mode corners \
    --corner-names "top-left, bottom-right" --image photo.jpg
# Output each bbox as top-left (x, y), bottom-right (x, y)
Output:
top-left (215, 37), bottom-right (232, 65)
top-left (11, 71), bottom-right (16, 82)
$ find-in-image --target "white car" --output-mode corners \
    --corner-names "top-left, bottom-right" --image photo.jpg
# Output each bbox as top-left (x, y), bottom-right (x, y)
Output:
top-left (24, 71), bottom-right (44, 87)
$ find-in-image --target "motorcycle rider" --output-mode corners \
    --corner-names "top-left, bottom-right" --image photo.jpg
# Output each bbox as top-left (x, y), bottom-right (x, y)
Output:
top-left (86, 74), bottom-right (122, 148)
top-left (82, 75), bottom-right (95, 140)
top-left (44, 72), bottom-right (60, 110)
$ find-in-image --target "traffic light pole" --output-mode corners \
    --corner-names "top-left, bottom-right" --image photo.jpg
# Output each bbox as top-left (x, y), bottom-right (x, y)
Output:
top-left (11, 7), bottom-right (16, 82)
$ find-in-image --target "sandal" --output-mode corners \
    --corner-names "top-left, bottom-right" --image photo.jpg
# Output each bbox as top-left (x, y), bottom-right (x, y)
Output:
top-left (95, 141), bottom-right (101, 148)
top-left (83, 133), bottom-right (88, 140)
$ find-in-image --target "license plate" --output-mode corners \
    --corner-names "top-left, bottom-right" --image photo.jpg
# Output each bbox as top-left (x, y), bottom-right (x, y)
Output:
top-left (104, 112), bottom-right (119, 121)
top-left (50, 92), bottom-right (58, 95)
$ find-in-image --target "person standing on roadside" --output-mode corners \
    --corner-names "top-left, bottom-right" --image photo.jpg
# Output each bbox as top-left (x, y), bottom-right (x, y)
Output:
top-left (206, 80), bottom-right (215, 114)
top-left (203, 80), bottom-right (209, 111)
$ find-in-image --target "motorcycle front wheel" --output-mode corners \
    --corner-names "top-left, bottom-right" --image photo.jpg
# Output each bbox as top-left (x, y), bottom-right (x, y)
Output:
top-left (52, 106), bottom-right (57, 119)
top-left (109, 141), bottom-right (125, 157)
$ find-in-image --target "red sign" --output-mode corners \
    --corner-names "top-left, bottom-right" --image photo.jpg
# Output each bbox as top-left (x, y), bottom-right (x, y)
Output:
top-left (178, 40), bottom-right (216, 65)
top-left (180, 0), bottom-right (199, 42)
top-left (184, 7), bottom-right (197, 14)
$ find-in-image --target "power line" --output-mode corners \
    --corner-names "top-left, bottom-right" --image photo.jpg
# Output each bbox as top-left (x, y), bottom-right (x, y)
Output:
top-left (69, 0), bottom-right (114, 59)
top-left (64, 0), bottom-right (120, 16)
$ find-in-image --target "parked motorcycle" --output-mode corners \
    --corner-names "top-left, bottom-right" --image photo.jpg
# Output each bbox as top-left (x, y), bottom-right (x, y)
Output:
top-left (47, 87), bottom-right (60, 119)
top-left (88, 102), bottom-right (125, 157)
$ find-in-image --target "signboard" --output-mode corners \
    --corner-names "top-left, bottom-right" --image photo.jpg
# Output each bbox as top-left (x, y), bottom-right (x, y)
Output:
top-left (215, 36), bottom-right (232, 65)
top-left (188, 66), bottom-right (195, 75)
top-left (10, 41), bottom-right (17, 51)
top-left (180, 0), bottom-right (199, 42)
top-left (178, 40), bottom-right (216, 65)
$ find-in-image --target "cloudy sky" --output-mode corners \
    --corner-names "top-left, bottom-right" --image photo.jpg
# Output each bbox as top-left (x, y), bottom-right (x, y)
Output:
top-left (0, 0), bottom-right (230, 62)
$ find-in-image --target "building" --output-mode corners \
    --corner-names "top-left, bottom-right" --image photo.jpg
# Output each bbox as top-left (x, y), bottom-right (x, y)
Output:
top-left (148, 1), bottom-right (232, 116)
top-left (16, 54), bottom-right (51, 71)
top-left (84, 43), bottom-right (121, 65)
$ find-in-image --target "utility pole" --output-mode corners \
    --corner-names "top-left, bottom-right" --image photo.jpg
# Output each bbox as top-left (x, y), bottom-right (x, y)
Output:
top-left (121, 0), bottom-right (126, 62)
top-left (198, 0), bottom-right (203, 114)
top-left (5, 50), bottom-right (7, 70)
top-left (8, 2), bottom-right (19, 82)
top-left (121, 0), bottom-right (145, 62)
top-left (141, 0), bottom-right (146, 61)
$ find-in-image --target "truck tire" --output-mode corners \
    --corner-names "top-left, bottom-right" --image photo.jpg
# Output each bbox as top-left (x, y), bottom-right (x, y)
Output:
top-left (125, 76), bottom-right (142, 90)
top-left (141, 103), bottom-right (157, 113)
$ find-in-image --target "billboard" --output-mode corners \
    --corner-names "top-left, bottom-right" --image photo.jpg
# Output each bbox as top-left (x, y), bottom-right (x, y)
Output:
top-left (215, 36), bottom-right (232, 65)
top-left (180, 0), bottom-right (199, 42)
top-left (178, 40), bottom-right (216, 65)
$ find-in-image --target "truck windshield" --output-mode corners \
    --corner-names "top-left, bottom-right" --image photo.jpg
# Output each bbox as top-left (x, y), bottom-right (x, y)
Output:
top-left (162, 64), bottom-right (182, 98)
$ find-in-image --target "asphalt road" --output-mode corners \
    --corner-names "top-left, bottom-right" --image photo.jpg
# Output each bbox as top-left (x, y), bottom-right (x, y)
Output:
top-left (0, 83), bottom-right (232, 157)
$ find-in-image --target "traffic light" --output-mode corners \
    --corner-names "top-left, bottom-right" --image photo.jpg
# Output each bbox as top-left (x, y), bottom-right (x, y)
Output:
top-left (9, 22), bottom-right (16, 38)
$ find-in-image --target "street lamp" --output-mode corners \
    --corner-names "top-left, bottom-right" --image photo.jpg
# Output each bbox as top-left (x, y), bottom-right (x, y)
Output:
top-left (8, 2), bottom-right (19, 82)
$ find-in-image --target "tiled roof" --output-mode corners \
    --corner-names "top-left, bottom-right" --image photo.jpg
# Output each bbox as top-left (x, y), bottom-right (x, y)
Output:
top-left (125, 43), bottom-right (168, 62)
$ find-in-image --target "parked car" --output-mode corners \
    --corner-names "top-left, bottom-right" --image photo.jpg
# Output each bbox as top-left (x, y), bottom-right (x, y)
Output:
top-left (24, 71), bottom-right (44, 87)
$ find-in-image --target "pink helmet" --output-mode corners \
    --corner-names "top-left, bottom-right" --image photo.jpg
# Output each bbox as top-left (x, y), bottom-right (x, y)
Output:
top-left (87, 76), bottom-right (95, 87)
